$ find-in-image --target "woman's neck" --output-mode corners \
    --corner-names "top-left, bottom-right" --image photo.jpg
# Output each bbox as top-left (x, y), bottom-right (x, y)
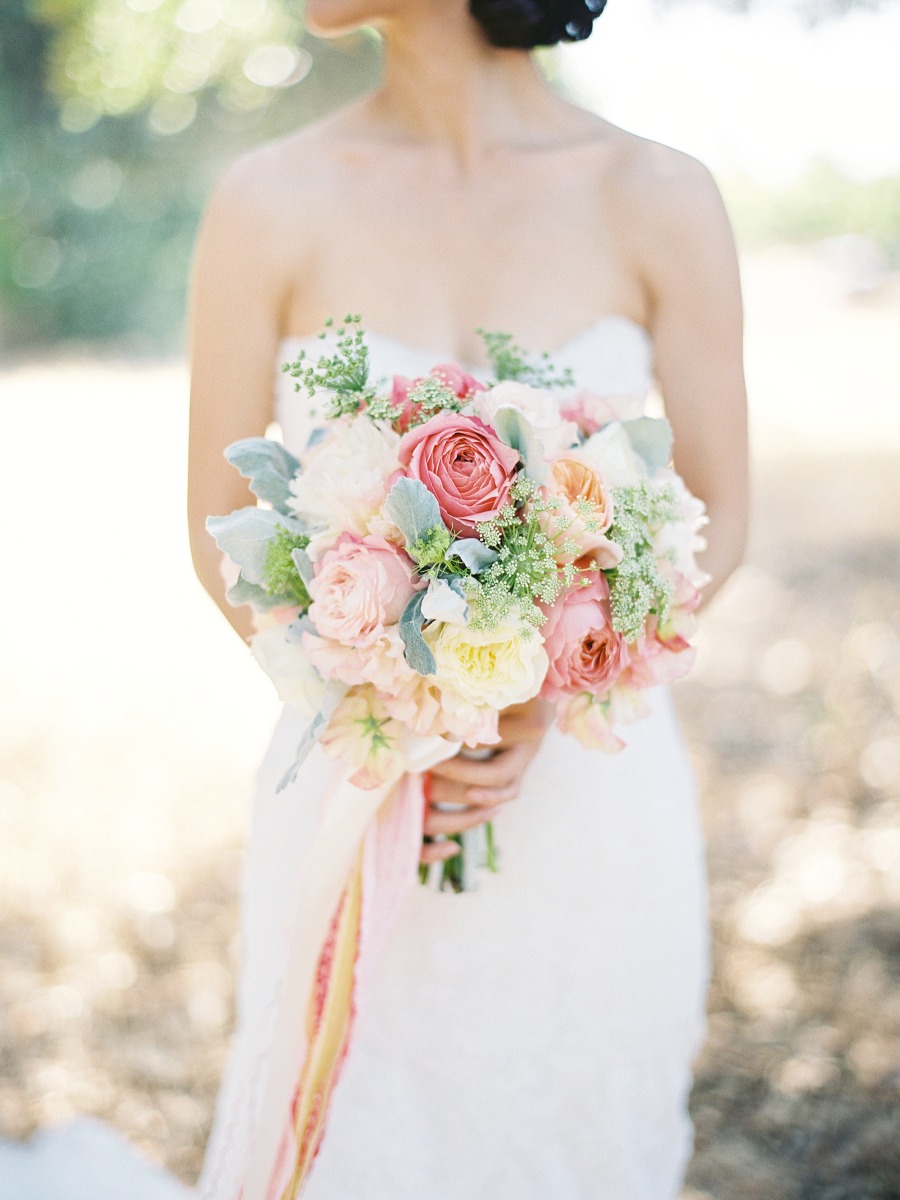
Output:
top-left (368, 6), bottom-right (567, 169)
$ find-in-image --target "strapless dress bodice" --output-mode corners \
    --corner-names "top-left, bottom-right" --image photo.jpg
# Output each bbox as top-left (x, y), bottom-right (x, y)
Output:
top-left (273, 315), bottom-right (655, 456)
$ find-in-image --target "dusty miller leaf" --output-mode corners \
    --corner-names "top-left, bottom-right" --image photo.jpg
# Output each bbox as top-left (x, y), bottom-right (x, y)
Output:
top-left (207, 508), bottom-right (302, 585)
top-left (399, 591), bottom-right (437, 676)
top-left (448, 538), bottom-right (499, 574)
top-left (226, 574), bottom-right (289, 610)
top-left (224, 438), bottom-right (301, 514)
top-left (490, 407), bottom-right (549, 485)
top-left (621, 418), bottom-right (673, 475)
top-left (384, 478), bottom-right (446, 547)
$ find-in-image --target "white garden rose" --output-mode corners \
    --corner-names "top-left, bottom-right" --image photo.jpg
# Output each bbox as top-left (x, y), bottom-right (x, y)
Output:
top-left (287, 416), bottom-right (400, 561)
top-left (430, 618), bottom-right (549, 711)
top-left (420, 577), bottom-right (469, 626)
top-left (651, 468), bottom-right (711, 587)
top-left (250, 626), bottom-right (325, 715)
top-left (475, 381), bottom-right (578, 454)
top-left (578, 423), bottom-right (646, 489)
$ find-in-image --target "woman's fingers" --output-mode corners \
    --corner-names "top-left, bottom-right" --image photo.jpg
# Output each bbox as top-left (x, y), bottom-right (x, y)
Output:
top-left (428, 764), bottom-right (520, 811)
top-left (419, 840), bottom-right (460, 864)
top-left (423, 805), bottom-right (491, 837)
top-left (465, 782), bottom-right (518, 808)
top-left (429, 746), bottom-right (521, 787)
top-left (496, 698), bottom-right (554, 745)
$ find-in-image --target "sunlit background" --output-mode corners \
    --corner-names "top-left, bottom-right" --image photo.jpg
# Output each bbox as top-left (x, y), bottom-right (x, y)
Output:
top-left (1, 0), bottom-right (899, 1196)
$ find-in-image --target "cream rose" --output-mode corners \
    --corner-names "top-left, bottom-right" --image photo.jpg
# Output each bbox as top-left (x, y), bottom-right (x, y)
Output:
top-left (429, 618), bottom-right (549, 711)
top-left (476, 381), bottom-right (578, 454)
top-left (578, 423), bottom-right (646, 489)
top-left (288, 416), bottom-right (400, 561)
top-left (651, 468), bottom-right (710, 588)
top-left (249, 627), bottom-right (325, 716)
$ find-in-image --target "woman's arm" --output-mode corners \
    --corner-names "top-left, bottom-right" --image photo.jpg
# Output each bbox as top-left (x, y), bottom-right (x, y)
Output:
top-left (631, 147), bottom-right (750, 607)
top-left (187, 157), bottom-right (289, 644)
top-left (425, 150), bottom-right (750, 845)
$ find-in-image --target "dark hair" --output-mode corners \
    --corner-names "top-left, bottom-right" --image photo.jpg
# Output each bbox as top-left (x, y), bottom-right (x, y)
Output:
top-left (469, 0), bottom-right (608, 49)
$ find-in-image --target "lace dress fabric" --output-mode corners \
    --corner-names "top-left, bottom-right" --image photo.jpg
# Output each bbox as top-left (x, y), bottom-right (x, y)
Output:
top-left (197, 317), bottom-right (711, 1200)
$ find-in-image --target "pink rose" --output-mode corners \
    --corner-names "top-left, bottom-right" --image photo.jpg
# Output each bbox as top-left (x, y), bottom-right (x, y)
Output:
top-left (398, 412), bottom-right (521, 537)
top-left (429, 364), bottom-right (485, 401)
top-left (560, 390), bottom-right (633, 437)
top-left (556, 692), bottom-right (625, 753)
top-left (389, 365), bottom-right (485, 433)
top-left (540, 575), bottom-right (629, 701)
top-left (620, 615), bottom-right (696, 690)
top-left (389, 375), bottom-right (418, 434)
top-left (308, 534), bottom-right (418, 648)
top-left (539, 456), bottom-right (623, 568)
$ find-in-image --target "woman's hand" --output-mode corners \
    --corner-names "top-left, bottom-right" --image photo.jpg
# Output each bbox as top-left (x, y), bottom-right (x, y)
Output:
top-left (419, 697), bottom-right (554, 864)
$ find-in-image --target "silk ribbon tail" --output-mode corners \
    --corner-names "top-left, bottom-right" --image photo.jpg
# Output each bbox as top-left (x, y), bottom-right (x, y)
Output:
top-left (241, 736), bottom-right (458, 1200)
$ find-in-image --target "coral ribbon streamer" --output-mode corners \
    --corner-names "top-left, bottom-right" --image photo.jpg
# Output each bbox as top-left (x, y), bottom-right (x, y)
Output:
top-left (243, 737), bottom-right (459, 1200)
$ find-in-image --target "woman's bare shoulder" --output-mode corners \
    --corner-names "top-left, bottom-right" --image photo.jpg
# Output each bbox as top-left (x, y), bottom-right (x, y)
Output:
top-left (602, 123), bottom-right (732, 243)
top-left (202, 98), bottom-right (371, 245)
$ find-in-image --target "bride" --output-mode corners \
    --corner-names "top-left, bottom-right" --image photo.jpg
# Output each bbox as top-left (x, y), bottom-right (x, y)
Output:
top-left (186, 1), bottom-right (749, 1197)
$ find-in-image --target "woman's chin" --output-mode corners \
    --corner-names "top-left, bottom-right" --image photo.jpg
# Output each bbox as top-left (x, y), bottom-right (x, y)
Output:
top-left (304, 0), bottom-right (398, 38)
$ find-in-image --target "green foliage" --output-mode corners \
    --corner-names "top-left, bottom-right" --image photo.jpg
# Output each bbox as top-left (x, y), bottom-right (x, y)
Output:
top-left (471, 480), bottom-right (582, 631)
top-left (406, 376), bottom-right (463, 420)
top-left (409, 525), bottom-right (456, 572)
top-left (284, 315), bottom-right (378, 416)
top-left (476, 328), bottom-right (574, 388)
top-left (721, 162), bottom-right (900, 258)
top-left (263, 526), bottom-right (312, 608)
top-left (606, 481), bottom-right (677, 641)
top-left (2, 0), bottom-right (897, 351)
top-left (0, 2), bottom-right (380, 351)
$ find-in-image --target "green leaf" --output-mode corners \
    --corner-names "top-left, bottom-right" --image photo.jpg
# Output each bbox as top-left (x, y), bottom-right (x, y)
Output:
top-left (276, 680), bottom-right (348, 792)
top-left (226, 574), bottom-right (290, 610)
top-left (448, 538), bottom-right (498, 574)
top-left (490, 407), bottom-right (549, 485)
top-left (399, 591), bottom-right (437, 676)
top-left (224, 438), bottom-right (301, 514)
top-left (276, 712), bottom-right (326, 791)
top-left (621, 418), bottom-right (673, 474)
top-left (206, 508), bottom-right (303, 585)
top-left (291, 546), bottom-right (314, 586)
top-left (384, 478), bottom-right (447, 547)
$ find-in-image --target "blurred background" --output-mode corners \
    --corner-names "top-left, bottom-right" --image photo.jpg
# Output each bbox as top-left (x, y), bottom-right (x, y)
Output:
top-left (1, 0), bottom-right (899, 1197)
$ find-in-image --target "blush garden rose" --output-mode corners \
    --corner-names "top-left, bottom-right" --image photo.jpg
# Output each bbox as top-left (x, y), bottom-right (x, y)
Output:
top-left (398, 412), bottom-right (521, 537)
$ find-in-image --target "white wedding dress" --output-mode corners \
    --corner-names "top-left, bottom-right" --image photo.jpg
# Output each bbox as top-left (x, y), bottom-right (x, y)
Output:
top-left (0, 318), bottom-right (709, 1200)
top-left (198, 317), bottom-right (711, 1200)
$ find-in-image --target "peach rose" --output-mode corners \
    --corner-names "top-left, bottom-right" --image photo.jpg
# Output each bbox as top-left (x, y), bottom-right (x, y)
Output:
top-left (540, 575), bottom-right (629, 701)
top-left (398, 412), bottom-right (521, 537)
top-left (540, 456), bottom-right (623, 568)
top-left (308, 534), bottom-right (418, 649)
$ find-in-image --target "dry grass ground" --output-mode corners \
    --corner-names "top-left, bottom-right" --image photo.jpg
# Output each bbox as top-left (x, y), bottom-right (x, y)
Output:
top-left (1, 246), bottom-right (898, 1196)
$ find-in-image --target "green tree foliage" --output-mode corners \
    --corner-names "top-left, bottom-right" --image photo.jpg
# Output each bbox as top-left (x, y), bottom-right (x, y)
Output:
top-left (0, 0), bottom-right (896, 351)
top-left (722, 163), bottom-right (900, 259)
top-left (0, 0), bottom-right (379, 351)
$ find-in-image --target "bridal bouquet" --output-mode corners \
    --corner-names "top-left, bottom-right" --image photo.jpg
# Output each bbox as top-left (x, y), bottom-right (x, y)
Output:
top-left (208, 317), bottom-right (708, 887)
top-left (205, 318), bottom-right (709, 1195)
